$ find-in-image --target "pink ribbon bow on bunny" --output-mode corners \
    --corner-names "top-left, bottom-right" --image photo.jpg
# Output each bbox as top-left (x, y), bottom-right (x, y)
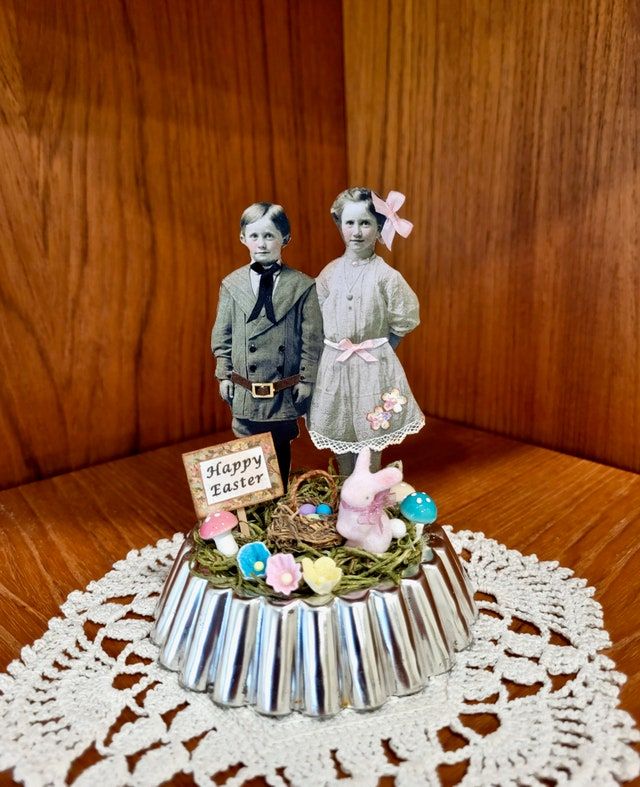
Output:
top-left (371, 190), bottom-right (414, 250)
top-left (341, 490), bottom-right (392, 534)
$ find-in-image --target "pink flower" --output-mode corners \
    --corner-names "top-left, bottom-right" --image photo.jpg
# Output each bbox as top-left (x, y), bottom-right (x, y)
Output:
top-left (265, 553), bottom-right (302, 596)
top-left (366, 406), bottom-right (392, 431)
top-left (382, 388), bottom-right (407, 413)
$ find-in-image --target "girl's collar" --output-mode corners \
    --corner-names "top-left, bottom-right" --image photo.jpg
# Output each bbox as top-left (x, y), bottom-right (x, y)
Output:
top-left (343, 251), bottom-right (377, 266)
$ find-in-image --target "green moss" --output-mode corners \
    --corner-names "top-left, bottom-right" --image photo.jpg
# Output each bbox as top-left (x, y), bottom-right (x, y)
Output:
top-left (190, 470), bottom-right (424, 599)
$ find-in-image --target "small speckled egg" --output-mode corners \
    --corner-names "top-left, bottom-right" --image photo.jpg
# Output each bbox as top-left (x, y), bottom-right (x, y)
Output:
top-left (315, 503), bottom-right (333, 516)
top-left (389, 481), bottom-right (416, 505)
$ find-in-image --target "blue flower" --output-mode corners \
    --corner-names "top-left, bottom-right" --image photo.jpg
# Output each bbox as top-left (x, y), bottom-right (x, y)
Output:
top-left (237, 541), bottom-right (271, 579)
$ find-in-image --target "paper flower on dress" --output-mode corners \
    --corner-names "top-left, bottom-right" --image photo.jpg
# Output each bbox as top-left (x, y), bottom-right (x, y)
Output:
top-left (237, 541), bottom-right (271, 579)
top-left (265, 553), bottom-right (302, 596)
top-left (301, 556), bottom-right (342, 595)
top-left (367, 406), bottom-right (392, 430)
top-left (382, 388), bottom-right (407, 413)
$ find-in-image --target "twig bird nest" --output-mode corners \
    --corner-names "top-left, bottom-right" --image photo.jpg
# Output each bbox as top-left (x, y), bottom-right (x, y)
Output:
top-left (267, 469), bottom-right (342, 549)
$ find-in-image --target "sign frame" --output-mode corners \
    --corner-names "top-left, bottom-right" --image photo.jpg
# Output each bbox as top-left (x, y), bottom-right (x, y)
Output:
top-left (182, 433), bottom-right (284, 520)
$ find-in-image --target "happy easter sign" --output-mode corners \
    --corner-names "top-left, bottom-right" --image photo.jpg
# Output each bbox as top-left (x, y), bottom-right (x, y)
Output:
top-left (200, 446), bottom-right (271, 505)
top-left (183, 433), bottom-right (284, 519)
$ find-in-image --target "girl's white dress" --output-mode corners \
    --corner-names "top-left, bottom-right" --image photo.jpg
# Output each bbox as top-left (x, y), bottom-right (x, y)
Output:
top-left (307, 254), bottom-right (425, 454)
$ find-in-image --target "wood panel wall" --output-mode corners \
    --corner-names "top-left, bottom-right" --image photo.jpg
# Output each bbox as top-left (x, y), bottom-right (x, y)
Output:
top-left (344, 0), bottom-right (639, 471)
top-left (2, 0), bottom-right (638, 489)
top-left (0, 0), bottom-right (348, 489)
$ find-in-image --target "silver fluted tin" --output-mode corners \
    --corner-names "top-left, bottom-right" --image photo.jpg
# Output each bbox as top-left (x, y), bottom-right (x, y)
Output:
top-left (151, 525), bottom-right (477, 717)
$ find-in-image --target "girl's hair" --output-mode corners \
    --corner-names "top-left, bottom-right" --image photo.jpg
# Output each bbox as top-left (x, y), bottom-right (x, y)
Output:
top-left (330, 187), bottom-right (386, 232)
top-left (240, 202), bottom-right (291, 244)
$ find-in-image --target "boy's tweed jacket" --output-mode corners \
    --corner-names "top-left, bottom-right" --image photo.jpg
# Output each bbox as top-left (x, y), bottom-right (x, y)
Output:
top-left (211, 264), bottom-right (322, 421)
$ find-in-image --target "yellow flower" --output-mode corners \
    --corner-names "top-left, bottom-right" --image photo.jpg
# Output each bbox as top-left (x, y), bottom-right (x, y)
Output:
top-left (301, 556), bottom-right (342, 595)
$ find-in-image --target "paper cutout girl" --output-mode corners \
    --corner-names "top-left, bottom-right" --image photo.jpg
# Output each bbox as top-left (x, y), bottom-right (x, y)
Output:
top-left (307, 188), bottom-right (424, 475)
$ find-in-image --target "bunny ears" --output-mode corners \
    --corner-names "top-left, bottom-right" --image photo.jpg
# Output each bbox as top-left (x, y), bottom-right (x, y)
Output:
top-left (372, 190), bottom-right (414, 250)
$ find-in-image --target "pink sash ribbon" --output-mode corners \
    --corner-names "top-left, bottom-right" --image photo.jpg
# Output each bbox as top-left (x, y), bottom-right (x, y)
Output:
top-left (325, 337), bottom-right (388, 363)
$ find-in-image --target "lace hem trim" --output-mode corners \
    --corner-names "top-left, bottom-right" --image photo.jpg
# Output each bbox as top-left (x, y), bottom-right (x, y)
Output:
top-left (308, 416), bottom-right (426, 454)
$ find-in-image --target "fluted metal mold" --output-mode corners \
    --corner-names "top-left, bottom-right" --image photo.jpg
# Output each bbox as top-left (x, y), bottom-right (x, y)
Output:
top-left (152, 525), bottom-right (477, 717)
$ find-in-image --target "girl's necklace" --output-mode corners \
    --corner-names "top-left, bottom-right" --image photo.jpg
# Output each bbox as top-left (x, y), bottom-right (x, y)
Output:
top-left (343, 254), bottom-right (374, 301)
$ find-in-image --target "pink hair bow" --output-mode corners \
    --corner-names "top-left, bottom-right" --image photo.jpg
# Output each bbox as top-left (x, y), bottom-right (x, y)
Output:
top-left (371, 191), bottom-right (414, 250)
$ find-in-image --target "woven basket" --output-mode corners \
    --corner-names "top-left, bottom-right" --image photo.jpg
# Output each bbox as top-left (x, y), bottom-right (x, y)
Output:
top-left (267, 469), bottom-right (343, 550)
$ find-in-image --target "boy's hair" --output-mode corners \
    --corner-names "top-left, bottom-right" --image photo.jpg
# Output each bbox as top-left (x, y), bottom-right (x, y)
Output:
top-left (240, 202), bottom-right (291, 244)
top-left (330, 187), bottom-right (386, 232)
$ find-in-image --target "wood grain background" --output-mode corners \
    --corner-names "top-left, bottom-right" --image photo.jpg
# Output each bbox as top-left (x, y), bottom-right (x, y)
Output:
top-left (0, 0), bottom-right (348, 490)
top-left (344, 0), bottom-right (639, 471)
top-left (1, 0), bottom-right (639, 489)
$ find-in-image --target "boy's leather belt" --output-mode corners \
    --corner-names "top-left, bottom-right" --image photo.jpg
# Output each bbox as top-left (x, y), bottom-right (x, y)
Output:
top-left (231, 371), bottom-right (300, 399)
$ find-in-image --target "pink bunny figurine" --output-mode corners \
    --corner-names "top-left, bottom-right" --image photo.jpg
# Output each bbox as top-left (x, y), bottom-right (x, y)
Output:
top-left (337, 448), bottom-right (407, 554)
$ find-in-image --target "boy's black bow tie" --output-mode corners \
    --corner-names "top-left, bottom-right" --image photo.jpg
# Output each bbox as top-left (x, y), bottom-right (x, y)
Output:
top-left (248, 262), bottom-right (281, 323)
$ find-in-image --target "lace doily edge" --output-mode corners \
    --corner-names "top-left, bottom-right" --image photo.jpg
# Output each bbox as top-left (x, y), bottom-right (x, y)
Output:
top-left (0, 528), bottom-right (639, 786)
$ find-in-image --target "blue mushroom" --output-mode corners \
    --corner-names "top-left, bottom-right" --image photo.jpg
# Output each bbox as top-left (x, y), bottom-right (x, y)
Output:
top-left (400, 493), bottom-right (437, 538)
top-left (237, 541), bottom-right (271, 579)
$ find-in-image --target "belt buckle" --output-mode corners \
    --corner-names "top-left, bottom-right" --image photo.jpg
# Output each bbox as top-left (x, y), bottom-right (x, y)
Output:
top-left (251, 382), bottom-right (275, 398)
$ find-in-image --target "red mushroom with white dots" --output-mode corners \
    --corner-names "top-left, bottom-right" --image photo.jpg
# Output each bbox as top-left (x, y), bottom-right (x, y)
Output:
top-left (199, 510), bottom-right (239, 556)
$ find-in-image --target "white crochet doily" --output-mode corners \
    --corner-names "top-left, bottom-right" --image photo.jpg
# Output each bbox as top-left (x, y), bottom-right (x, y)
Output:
top-left (1, 529), bottom-right (638, 787)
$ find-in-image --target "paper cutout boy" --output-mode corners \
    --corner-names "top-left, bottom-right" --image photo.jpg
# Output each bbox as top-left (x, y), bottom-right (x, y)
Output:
top-left (212, 202), bottom-right (322, 486)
